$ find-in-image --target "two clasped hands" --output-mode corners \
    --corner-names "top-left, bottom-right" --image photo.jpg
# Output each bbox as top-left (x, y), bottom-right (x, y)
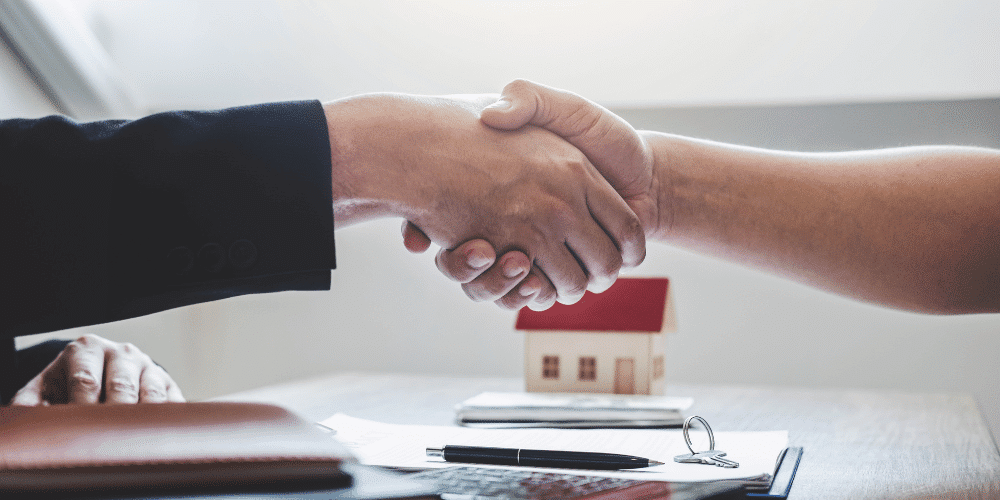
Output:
top-left (12, 80), bottom-right (646, 406)
top-left (14, 78), bottom-right (1000, 406)
top-left (328, 79), bottom-right (659, 311)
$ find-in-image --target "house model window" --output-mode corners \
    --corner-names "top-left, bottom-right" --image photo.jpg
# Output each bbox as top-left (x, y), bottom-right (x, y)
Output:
top-left (516, 277), bottom-right (676, 395)
top-left (542, 356), bottom-right (559, 379)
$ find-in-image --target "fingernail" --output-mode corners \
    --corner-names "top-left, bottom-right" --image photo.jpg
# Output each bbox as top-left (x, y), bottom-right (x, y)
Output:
top-left (503, 259), bottom-right (527, 278)
top-left (519, 282), bottom-right (540, 297)
top-left (466, 248), bottom-right (492, 269)
top-left (485, 98), bottom-right (512, 110)
top-left (558, 294), bottom-right (585, 305)
top-left (589, 278), bottom-right (615, 294)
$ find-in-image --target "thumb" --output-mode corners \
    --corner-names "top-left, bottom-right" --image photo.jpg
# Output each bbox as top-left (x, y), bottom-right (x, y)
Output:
top-left (483, 79), bottom-right (652, 198)
top-left (480, 84), bottom-right (539, 131)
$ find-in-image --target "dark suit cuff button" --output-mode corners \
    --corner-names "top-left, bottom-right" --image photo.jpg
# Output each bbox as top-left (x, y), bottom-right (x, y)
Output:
top-left (229, 239), bottom-right (257, 271)
top-left (197, 243), bottom-right (226, 273)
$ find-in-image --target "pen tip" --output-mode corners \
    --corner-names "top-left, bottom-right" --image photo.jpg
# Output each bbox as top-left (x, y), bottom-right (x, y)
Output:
top-left (648, 460), bottom-right (665, 467)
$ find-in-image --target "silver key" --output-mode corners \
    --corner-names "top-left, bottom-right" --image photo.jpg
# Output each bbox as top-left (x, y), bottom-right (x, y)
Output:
top-left (704, 451), bottom-right (739, 468)
top-left (674, 450), bottom-right (740, 468)
top-left (677, 416), bottom-right (740, 468)
top-left (673, 451), bottom-right (725, 464)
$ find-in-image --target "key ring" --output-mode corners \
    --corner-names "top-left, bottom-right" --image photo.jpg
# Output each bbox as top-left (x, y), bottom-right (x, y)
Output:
top-left (682, 415), bottom-right (715, 454)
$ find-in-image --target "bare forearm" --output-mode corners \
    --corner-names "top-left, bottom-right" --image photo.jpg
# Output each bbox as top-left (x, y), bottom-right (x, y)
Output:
top-left (644, 131), bottom-right (1000, 313)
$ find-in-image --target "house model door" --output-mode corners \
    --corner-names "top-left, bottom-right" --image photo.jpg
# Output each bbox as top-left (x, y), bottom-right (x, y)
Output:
top-left (614, 357), bottom-right (635, 394)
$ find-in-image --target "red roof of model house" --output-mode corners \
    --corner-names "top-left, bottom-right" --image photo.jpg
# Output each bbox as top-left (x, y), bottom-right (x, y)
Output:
top-left (515, 277), bottom-right (673, 333)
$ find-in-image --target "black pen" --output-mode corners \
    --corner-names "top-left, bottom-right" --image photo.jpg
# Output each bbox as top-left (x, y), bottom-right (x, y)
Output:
top-left (426, 445), bottom-right (663, 470)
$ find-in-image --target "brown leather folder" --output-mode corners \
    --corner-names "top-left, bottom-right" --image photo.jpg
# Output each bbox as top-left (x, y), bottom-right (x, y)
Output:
top-left (0, 402), bottom-right (354, 496)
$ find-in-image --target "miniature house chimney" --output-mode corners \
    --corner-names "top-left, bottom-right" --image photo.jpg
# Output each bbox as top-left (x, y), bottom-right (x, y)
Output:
top-left (515, 277), bottom-right (675, 395)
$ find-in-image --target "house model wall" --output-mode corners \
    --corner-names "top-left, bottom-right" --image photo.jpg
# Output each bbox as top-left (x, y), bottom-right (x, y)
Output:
top-left (516, 277), bottom-right (676, 395)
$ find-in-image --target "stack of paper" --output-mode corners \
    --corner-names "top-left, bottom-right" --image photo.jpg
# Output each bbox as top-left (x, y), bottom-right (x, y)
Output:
top-left (320, 413), bottom-right (788, 485)
top-left (454, 392), bottom-right (693, 428)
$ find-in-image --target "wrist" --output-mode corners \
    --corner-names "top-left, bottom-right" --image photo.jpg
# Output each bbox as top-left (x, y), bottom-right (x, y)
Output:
top-left (322, 95), bottom-right (429, 228)
top-left (638, 131), bottom-right (675, 242)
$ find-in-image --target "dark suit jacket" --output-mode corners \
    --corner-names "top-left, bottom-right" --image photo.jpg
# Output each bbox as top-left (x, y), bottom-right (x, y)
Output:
top-left (0, 100), bottom-right (337, 402)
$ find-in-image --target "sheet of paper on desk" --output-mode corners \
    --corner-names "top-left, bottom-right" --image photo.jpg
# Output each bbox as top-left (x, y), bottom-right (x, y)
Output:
top-left (320, 413), bottom-right (788, 483)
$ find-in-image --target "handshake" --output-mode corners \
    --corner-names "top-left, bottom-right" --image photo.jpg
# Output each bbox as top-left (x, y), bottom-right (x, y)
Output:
top-left (329, 79), bottom-right (1000, 316)
top-left (328, 80), bottom-right (662, 311)
top-left (12, 79), bottom-right (1000, 408)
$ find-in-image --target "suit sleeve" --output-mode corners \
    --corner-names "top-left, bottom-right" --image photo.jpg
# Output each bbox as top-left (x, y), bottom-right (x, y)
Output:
top-left (0, 100), bottom-right (337, 338)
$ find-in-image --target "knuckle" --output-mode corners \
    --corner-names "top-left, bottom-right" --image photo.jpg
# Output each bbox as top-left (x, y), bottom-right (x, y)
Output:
top-left (140, 386), bottom-right (168, 402)
top-left (623, 214), bottom-right (644, 243)
top-left (563, 154), bottom-right (590, 175)
top-left (564, 281), bottom-right (588, 298)
top-left (63, 341), bottom-right (86, 356)
top-left (483, 279), bottom-right (512, 297)
top-left (75, 333), bottom-right (102, 347)
top-left (462, 284), bottom-right (490, 302)
top-left (496, 296), bottom-right (525, 311)
top-left (593, 253), bottom-right (624, 279)
top-left (120, 342), bottom-right (138, 355)
top-left (535, 285), bottom-right (558, 305)
top-left (621, 218), bottom-right (646, 263)
top-left (542, 198), bottom-right (576, 227)
top-left (107, 377), bottom-right (139, 397)
top-left (69, 371), bottom-right (101, 392)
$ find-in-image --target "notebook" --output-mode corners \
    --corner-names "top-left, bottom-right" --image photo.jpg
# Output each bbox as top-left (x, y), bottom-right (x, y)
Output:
top-left (0, 402), bottom-right (435, 499)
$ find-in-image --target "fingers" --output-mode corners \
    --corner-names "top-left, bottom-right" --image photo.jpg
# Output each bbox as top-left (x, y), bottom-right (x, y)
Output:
top-left (103, 343), bottom-right (144, 404)
top-left (401, 92), bottom-right (640, 308)
top-left (585, 178), bottom-right (647, 268)
top-left (401, 221), bottom-right (433, 253)
top-left (433, 241), bottom-right (562, 310)
top-left (457, 249), bottom-right (530, 301)
top-left (165, 377), bottom-right (185, 402)
top-left (526, 268), bottom-right (559, 310)
top-left (9, 374), bottom-right (46, 406)
top-left (435, 240), bottom-right (498, 284)
top-left (63, 335), bottom-right (107, 404)
top-left (137, 367), bottom-right (170, 403)
top-left (429, 235), bottom-right (577, 308)
top-left (9, 334), bottom-right (180, 406)
top-left (563, 234), bottom-right (621, 295)
top-left (139, 365), bottom-right (185, 403)
top-left (532, 240), bottom-right (592, 305)
top-left (496, 266), bottom-right (558, 311)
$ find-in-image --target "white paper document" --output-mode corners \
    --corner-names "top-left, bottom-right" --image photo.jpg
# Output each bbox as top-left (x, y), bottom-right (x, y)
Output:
top-left (320, 413), bottom-right (788, 483)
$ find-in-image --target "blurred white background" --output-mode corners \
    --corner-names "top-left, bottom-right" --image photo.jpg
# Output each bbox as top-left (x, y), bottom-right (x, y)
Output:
top-left (4, 0), bottom-right (1000, 436)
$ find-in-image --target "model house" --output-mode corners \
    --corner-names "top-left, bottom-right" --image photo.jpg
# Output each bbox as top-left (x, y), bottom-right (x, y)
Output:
top-left (515, 277), bottom-right (676, 395)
